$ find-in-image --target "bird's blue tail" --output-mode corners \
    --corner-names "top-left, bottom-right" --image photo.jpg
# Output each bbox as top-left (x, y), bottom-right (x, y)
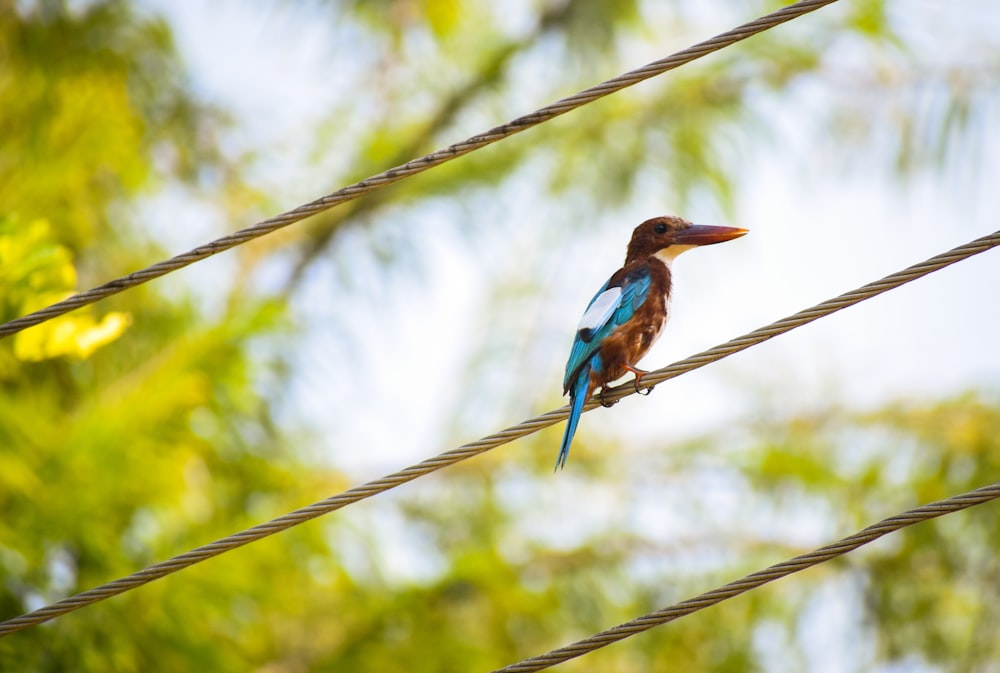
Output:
top-left (556, 364), bottom-right (591, 471)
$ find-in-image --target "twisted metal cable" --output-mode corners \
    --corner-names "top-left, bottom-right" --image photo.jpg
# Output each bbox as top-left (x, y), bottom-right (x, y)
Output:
top-left (492, 481), bottom-right (1000, 672)
top-left (0, 0), bottom-right (841, 340)
top-left (0, 228), bottom-right (996, 637)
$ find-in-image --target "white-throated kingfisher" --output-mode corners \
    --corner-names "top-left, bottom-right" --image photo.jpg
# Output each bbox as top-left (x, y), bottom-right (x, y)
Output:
top-left (557, 215), bottom-right (747, 470)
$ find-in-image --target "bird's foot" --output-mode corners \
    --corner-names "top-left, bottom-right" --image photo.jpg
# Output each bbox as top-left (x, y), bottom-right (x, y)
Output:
top-left (598, 387), bottom-right (618, 408)
top-left (624, 365), bottom-right (654, 396)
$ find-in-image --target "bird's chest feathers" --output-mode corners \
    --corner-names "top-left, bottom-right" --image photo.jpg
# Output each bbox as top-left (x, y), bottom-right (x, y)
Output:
top-left (633, 259), bottom-right (671, 329)
top-left (630, 277), bottom-right (670, 349)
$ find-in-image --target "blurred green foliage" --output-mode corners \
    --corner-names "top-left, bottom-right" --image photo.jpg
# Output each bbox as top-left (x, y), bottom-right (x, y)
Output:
top-left (0, 1), bottom-right (997, 672)
top-left (0, 2), bottom-right (342, 670)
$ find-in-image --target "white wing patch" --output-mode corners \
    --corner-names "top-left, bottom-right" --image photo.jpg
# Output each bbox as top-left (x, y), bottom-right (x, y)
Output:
top-left (577, 287), bottom-right (622, 332)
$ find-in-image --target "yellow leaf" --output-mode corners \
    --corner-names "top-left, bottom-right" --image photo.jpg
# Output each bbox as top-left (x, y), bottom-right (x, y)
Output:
top-left (73, 311), bottom-right (132, 358)
top-left (13, 311), bottom-right (131, 361)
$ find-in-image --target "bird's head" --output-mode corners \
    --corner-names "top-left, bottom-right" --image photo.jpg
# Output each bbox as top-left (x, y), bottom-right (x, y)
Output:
top-left (625, 216), bottom-right (748, 265)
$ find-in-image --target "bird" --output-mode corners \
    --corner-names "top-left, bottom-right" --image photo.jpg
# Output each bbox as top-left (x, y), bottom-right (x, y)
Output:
top-left (556, 215), bottom-right (747, 470)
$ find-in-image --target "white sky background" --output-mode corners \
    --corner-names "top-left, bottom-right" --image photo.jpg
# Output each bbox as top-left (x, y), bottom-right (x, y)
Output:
top-left (142, 0), bottom-right (1000, 482)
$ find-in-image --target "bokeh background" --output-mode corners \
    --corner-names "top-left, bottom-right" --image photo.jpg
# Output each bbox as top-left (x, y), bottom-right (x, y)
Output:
top-left (2, 1), bottom-right (999, 670)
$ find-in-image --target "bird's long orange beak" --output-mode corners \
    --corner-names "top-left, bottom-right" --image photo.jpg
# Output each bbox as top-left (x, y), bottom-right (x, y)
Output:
top-left (673, 224), bottom-right (748, 246)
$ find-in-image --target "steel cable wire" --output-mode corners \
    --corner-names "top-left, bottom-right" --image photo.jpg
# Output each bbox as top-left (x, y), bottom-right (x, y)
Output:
top-left (492, 482), bottom-right (1000, 672)
top-left (1, 228), bottom-right (997, 637)
top-left (0, 0), bottom-right (840, 340)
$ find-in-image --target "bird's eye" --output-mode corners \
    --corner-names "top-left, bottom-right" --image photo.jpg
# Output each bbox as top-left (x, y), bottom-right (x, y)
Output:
top-left (654, 223), bottom-right (668, 234)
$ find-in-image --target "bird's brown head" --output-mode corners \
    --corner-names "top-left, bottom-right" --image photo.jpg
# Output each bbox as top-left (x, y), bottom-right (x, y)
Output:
top-left (625, 216), bottom-right (748, 265)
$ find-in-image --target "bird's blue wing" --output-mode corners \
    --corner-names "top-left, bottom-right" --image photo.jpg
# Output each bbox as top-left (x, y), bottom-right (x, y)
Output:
top-left (563, 267), bottom-right (653, 392)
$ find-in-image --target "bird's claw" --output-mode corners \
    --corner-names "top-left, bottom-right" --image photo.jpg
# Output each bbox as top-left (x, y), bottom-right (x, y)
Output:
top-left (598, 387), bottom-right (618, 408)
top-left (627, 367), bottom-right (653, 396)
